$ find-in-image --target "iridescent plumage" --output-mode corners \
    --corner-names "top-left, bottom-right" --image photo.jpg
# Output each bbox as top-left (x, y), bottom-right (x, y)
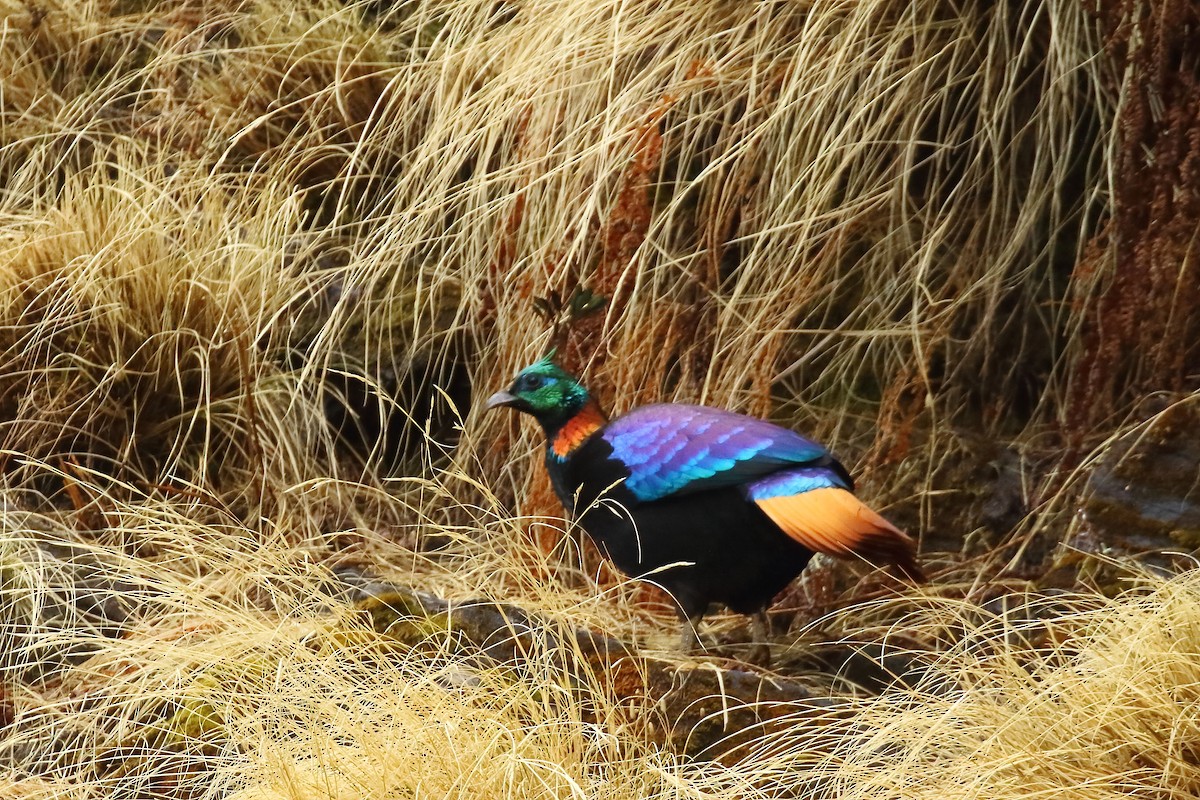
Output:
top-left (487, 357), bottom-right (925, 661)
top-left (601, 404), bottom-right (839, 501)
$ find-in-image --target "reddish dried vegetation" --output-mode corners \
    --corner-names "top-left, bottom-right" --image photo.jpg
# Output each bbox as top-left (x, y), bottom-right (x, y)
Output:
top-left (1070, 0), bottom-right (1200, 432)
top-left (558, 94), bottom-right (670, 376)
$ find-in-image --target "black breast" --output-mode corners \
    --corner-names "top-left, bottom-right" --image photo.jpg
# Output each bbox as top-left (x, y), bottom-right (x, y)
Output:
top-left (547, 435), bottom-right (814, 619)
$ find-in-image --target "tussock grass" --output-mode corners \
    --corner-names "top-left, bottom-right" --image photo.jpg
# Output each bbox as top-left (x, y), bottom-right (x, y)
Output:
top-left (0, 157), bottom-right (320, 500)
top-left (0, 490), bottom-right (721, 799)
top-left (0, 0), bottom-right (1120, 512)
top-left (5, 501), bottom-right (1200, 799)
top-left (752, 571), bottom-right (1200, 799)
top-left (0, 0), bottom-right (1193, 797)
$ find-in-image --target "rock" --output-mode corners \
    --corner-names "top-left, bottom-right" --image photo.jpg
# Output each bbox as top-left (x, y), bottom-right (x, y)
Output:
top-left (342, 573), bottom-right (840, 758)
top-left (1076, 401), bottom-right (1200, 564)
top-left (0, 509), bottom-right (140, 683)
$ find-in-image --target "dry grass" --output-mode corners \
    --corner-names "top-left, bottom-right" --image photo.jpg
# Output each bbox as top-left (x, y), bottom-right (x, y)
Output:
top-left (0, 0), bottom-right (1196, 797)
top-left (752, 571), bottom-right (1200, 799)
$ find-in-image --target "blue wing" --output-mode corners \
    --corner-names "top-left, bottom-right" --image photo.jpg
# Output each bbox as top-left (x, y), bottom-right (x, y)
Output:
top-left (601, 403), bottom-right (846, 502)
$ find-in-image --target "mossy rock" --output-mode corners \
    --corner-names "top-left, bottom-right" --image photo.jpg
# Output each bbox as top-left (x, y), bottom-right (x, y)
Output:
top-left (353, 587), bottom-right (454, 647)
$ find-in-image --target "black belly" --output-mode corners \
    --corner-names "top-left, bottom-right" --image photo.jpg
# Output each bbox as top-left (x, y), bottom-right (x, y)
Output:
top-left (576, 485), bottom-right (814, 618)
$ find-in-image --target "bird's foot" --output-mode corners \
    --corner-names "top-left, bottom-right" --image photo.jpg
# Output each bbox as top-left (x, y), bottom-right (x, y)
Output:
top-left (746, 609), bottom-right (773, 668)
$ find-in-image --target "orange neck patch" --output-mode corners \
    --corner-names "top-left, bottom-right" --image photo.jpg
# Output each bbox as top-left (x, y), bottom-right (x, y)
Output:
top-left (551, 400), bottom-right (607, 459)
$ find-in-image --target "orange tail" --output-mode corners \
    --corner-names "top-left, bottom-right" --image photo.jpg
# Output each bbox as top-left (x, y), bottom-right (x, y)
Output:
top-left (755, 487), bottom-right (926, 582)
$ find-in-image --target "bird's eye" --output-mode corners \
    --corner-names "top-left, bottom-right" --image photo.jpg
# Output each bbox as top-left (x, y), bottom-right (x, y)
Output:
top-left (519, 374), bottom-right (548, 391)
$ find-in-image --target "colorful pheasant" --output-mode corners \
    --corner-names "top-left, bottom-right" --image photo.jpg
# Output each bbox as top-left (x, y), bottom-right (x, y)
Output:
top-left (487, 355), bottom-right (924, 659)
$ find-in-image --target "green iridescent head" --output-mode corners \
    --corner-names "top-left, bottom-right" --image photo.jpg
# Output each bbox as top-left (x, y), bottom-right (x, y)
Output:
top-left (485, 353), bottom-right (590, 427)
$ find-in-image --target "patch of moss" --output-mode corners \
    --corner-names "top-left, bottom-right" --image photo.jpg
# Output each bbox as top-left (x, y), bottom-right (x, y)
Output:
top-left (354, 588), bottom-right (453, 646)
top-left (1168, 528), bottom-right (1200, 550)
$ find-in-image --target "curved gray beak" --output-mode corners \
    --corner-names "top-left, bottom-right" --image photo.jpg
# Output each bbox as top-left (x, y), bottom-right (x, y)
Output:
top-left (485, 390), bottom-right (518, 410)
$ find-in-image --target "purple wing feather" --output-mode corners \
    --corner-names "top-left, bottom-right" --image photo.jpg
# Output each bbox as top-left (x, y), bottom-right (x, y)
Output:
top-left (602, 404), bottom-right (837, 501)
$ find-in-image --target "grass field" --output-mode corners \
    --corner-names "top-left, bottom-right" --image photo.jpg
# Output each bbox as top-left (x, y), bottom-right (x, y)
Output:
top-left (1, 0), bottom-right (1198, 797)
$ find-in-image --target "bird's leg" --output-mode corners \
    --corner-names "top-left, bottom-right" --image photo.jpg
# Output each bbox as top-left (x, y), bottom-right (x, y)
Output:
top-left (678, 614), bottom-right (704, 653)
top-left (747, 609), bottom-right (772, 667)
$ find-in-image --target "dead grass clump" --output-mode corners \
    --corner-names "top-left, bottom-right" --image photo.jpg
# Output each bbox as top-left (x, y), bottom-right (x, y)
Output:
top-left (0, 153), bottom-right (331, 510)
top-left (180, 1), bottom-right (398, 211)
top-left (0, 496), bottom-right (755, 800)
top-left (0, 0), bottom-right (243, 191)
top-left (745, 570), bottom-right (1200, 799)
top-left (8, 496), bottom-right (1200, 800)
top-left (444, 0), bottom-right (1113, 540)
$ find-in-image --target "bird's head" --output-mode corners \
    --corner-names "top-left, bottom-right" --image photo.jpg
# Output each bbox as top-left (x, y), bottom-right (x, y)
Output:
top-left (485, 354), bottom-right (591, 429)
